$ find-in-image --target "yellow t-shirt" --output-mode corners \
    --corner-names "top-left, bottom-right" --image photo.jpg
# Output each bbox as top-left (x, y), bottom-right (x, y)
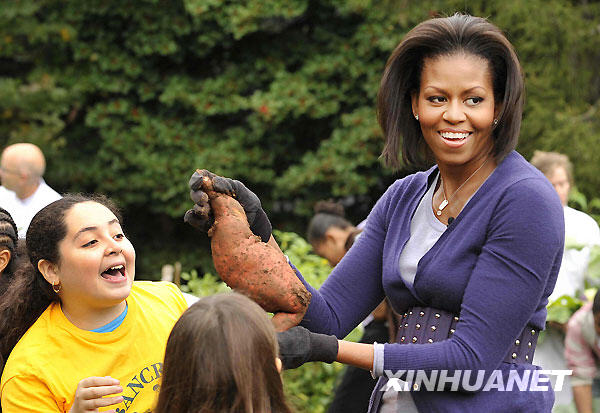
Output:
top-left (1, 281), bottom-right (188, 413)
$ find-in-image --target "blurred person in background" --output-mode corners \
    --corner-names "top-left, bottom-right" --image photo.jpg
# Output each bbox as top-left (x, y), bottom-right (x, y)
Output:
top-left (308, 200), bottom-right (393, 413)
top-left (531, 150), bottom-right (600, 409)
top-left (0, 143), bottom-right (61, 238)
top-left (565, 290), bottom-right (600, 413)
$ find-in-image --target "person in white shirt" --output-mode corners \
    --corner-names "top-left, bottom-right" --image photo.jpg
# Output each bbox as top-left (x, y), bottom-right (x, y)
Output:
top-left (530, 150), bottom-right (600, 408)
top-left (0, 143), bottom-right (61, 237)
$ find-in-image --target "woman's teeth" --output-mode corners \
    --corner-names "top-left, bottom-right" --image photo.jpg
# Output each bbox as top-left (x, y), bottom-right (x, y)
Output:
top-left (440, 131), bottom-right (470, 140)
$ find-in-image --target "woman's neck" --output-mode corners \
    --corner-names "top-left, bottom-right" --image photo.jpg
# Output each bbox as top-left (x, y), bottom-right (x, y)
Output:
top-left (437, 155), bottom-right (497, 197)
top-left (60, 299), bottom-right (127, 331)
top-left (433, 155), bottom-right (497, 222)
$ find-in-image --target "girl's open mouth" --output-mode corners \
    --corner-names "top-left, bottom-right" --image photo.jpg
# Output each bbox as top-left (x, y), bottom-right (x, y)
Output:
top-left (100, 264), bottom-right (126, 281)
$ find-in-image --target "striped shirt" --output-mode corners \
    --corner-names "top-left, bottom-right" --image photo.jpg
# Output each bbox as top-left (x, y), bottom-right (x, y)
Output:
top-left (565, 302), bottom-right (600, 386)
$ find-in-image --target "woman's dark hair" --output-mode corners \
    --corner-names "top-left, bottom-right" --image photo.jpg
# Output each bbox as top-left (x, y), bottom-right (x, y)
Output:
top-left (0, 193), bottom-right (121, 374)
top-left (0, 207), bottom-right (19, 278)
top-left (306, 201), bottom-right (353, 245)
top-left (378, 13), bottom-right (524, 169)
top-left (155, 292), bottom-right (293, 413)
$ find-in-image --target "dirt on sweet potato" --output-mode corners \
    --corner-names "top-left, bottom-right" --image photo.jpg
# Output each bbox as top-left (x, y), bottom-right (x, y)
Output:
top-left (195, 169), bottom-right (311, 332)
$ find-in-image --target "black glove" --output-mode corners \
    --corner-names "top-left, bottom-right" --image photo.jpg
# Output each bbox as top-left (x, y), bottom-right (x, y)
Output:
top-left (277, 326), bottom-right (339, 370)
top-left (183, 189), bottom-right (213, 232)
top-left (185, 170), bottom-right (272, 242)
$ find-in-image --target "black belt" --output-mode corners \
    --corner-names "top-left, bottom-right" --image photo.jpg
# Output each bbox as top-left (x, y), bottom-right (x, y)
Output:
top-left (396, 306), bottom-right (538, 364)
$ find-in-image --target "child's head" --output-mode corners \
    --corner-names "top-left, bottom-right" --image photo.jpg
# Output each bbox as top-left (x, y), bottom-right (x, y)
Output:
top-left (0, 207), bottom-right (18, 277)
top-left (155, 292), bottom-right (292, 413)
top-left (307, 201), bottom-right (354, 267)
top-left (0, 193), bottom-right (132, 373)
top-left (27, 194), bottom-right (135, 310)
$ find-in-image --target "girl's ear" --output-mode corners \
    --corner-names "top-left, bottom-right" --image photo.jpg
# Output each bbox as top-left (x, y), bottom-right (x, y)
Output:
top-left (324, 232), bottom-right (337, 246)
top-left (0, 249), bottom-right (11, 274)
top-left (275, 357), bottom-right (283, 373)
top-left (38, 259), bottom-right (59, 286)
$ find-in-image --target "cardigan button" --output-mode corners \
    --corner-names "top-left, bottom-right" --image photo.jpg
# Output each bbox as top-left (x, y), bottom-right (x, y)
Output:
top-left (512, 353), bottom-right (517, 359)
top-left (525, 355), bottom-right (529, 361)
top-left (412, 336), bottom-right (418, 343)
top-left (404, 323), bottom-right (408, 328)
top-left (453, 316), bottom-right (459, 322)
top-left (531, 329), bottom-right (536, 336)
top-left (528, 342), bottom-right (532, 348)
top-left (450, 329), bottom-right (455, 335)
top-left (435, 313), bottom-right (441, 319)
top-left (515, 339), bottom-right (520, 345)
top-left (419, 311), bottom-right (425, 317)
top-left (416, 323), bottom-right (421, 330)
top-left (409, 311), bottom-right (413, 315)
top-left (401, 336), bottom-right (405, 342)
top-left (427, 338), bottom-right (434, 343)
top-left (431, 326), bottom-right (437, 332)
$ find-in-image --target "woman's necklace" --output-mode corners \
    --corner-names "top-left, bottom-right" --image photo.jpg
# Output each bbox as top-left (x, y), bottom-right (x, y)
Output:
top-left (436, 158), bottom-right (490, 216)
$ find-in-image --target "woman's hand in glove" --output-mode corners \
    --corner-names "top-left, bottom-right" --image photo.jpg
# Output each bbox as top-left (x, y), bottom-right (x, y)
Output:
top-left (277, 326), bottom-right (339, 370)
top-left (184, 169), bottom-right (272, 242)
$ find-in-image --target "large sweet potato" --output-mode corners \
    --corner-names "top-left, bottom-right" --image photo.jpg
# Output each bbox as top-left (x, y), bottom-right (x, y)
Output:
top-left (195, 169), bottom-right (311, 331)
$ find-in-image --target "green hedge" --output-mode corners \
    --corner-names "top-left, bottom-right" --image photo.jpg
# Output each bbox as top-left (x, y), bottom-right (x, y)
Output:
top-left (1, 0), bottom-right (600, 277)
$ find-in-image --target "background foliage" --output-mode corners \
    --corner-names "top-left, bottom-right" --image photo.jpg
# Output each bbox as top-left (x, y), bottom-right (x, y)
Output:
top-left (1, 0), bottom-right (599, 275)
top-left (2, 1), bottom-right (600, 411)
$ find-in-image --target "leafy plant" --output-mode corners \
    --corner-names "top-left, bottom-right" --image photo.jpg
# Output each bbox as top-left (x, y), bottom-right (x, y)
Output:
top-left (179, 269), bottom-right (231, 296)
top-left (569, 188), bottom-right (600, 227)
top-left (3, 0), bottom-right (600, 276)
top-left (546, 294), bottom-right (584, 325)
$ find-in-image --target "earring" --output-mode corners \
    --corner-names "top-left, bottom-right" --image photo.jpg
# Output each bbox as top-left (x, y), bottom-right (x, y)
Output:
top-left (414, 114), bottom-right (419, 121)
top-left (52, 281), bottom-right (61, 293)
top-left (493, 119), bottom-right (498, 126)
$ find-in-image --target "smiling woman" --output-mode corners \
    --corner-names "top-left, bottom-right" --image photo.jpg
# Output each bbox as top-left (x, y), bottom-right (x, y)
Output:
top-left (185, 14), bottom-right (567, 413)
top-left (0, 194), bottom-right (188, 413)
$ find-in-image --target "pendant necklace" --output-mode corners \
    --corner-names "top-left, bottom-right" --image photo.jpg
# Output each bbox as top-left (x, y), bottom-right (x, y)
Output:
top-left (436, 158), bottom-right (490, 216)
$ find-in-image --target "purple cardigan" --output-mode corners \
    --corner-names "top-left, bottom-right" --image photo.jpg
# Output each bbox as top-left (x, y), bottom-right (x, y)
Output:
top-left (295, 151), bottom-right (564, 412)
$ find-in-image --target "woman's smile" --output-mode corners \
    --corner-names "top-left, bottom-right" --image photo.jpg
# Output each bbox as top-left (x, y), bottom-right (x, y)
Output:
top-left (438, 129), bottom-right (473, 148)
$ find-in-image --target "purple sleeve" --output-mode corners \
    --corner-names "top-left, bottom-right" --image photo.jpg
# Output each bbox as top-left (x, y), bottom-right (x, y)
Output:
top-left (382, 178), bottom-right (564, 376)
top-left (291, 185), bottom-right (394, 338)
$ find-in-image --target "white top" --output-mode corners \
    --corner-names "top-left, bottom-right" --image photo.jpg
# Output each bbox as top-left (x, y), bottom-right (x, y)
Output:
top-left (378, 173), bottom-right (486, 412)
top-left (398, 174), bottom-right (447, 286)
top-left (533, 206), bottom-right (600, 406)
top-left (548, 205), bottom-right (600, 302)
top-left (378, 175), bottom-right (446, 413)
top-left (0, 179), bottom-right (62, 238)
